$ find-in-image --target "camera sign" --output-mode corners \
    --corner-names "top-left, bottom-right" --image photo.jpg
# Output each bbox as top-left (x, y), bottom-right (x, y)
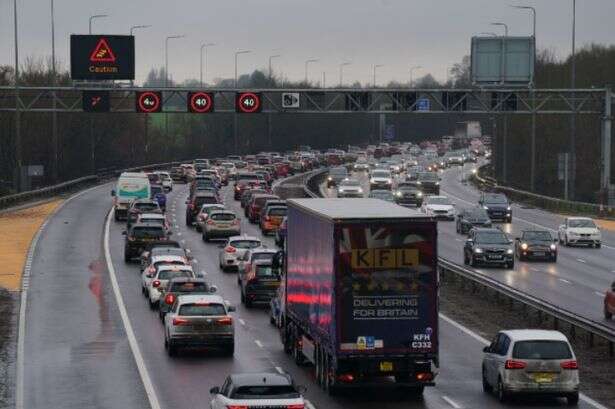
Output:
top-left (282, 92), bottom-right (300, 109)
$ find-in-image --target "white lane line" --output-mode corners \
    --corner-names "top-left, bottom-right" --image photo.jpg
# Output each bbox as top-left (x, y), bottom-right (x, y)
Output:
top-left (595, 291), bottom-right (605, 297)
top-left (576, 258), bottom-right (586, 263)
top-left (255, 340), bottom-right (264, 348)
top-left (180, 239), bottom-right (186, 244)
top-left (104, 209), bottom-right (162, 409)
top-left (530, 267), bottom-right (541, 272)
top-left (558, 278), bottom-right (571, 284)
top-left (305, 401), bottom-right (317, 409)
top-left (16, 183), bottom-right (104, 409)
top-left (442, 396), bottom-right (462, 409)
top-left (455, 238), bottom-right (462, 242)
top-left (274, 366), bottom-right (284, 374)
top-left (238, 318), bottom-right (246, 326)
top-left (177, 232), bottom-right (182, 236)
top-left (440, 312), bottom-right (608, 409)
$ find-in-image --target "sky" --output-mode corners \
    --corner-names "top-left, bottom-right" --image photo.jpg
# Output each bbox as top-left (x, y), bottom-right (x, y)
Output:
top-left (1, 0), bottom-right (615, 86)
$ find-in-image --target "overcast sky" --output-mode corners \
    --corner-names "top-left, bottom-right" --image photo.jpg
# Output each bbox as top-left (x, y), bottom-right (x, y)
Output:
top-left (1, 0), bottom-right (614, 86)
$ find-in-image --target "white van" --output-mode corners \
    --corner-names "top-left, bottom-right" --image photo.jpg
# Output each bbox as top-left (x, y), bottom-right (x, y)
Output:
top-left (112, 172), bottom-right (151, 221)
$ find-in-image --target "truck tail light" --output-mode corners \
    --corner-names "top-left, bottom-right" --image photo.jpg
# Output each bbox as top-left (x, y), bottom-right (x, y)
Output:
top-left (152, 280), bottom-right (161, 288)
top-left (505, 359), bottom-right (527, 369)
top-left (216, 317), bottom-right (233, 326)
top-left (225, 246), bottom-right (237, 253)
top-left (172, 317), bottom-right (189, 326)
top-left (416, 372), bottom-right (433, 381)
top-left (561, 360), bottom-right (578, 370)
top-left (164, 294), bottom-right (175, 305)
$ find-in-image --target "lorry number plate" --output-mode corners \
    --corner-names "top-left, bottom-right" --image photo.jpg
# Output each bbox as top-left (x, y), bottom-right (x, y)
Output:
top-left (379, 361), bottom-right (393, 372)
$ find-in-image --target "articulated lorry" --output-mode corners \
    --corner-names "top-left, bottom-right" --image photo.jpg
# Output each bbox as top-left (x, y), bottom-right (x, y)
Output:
top-left (277, 198), bottom-right (439, 394)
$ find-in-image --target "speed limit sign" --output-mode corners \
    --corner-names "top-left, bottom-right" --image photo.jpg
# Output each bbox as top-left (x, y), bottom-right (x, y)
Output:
top-left (235, 92), bottom-right (262, 113)
top-left (135, 91), bottom-right (162, 113)
top-left (188, 92), bottom-right (214, 113)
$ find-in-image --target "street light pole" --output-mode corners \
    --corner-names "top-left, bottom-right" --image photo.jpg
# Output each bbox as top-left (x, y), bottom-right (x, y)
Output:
top-left (409, 65), bottom-right (422, 87)
top-left (339, 62), bottom-right (351, 87)
top-left (569, 0), bottom-right (577, 199)
top-left (129, 25), bottom-right (151, 87)
top-left (234, 50), bottom-right (251, 88)
top-left (268, 54), bottom-right (281, 82)
top-left (304, 59), bottom-right (319, 84)
top-left (13, 0), bottom-right (21, 191)
top-left (89, 14), bottom-right (108, 34)
top-left (50, 0), bottom-right (58, 183)
top-left (372, 64), bottom-right (384, 88)
top-left (491, 22), bottom-right (509, 36)
top-left (200, 43), bottom-right (215, 87)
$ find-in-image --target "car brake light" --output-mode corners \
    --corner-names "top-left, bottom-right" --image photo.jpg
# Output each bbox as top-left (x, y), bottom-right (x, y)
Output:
top-left (338, 373), bottom-right (354, 383)
top-left (227, 406), bottom-right (248, 409)
top-left (287, 405), bottom-right (304, 409)
top-left (416, 372), bottom-right (433, 381)
top-left (505, 359), bottom-right (527, 369)
top-left (225, 246), bottom-right (237, 253)
top-left (216, 317), bottom-right (233, 325)
top-left (152, 280), bottom-right (161, 288)
top-left (172, 317), bottom-right (189, 326)
top-left (207, 220), bottom-right (215, 225)
top-left (561, 360), bottom-right (578, 370)
top-left (164, 294), bottom-right (175, 305)
top-left (265, 216), bottom-right (271, 222)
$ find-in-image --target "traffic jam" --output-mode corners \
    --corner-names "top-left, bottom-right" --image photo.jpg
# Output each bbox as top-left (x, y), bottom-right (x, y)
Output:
top-left (108, 141), bottom-right (613, 407)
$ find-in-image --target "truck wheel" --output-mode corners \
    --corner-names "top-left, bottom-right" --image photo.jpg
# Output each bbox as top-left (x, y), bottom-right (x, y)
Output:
top-left (323, 354), bottom-right (337, 396)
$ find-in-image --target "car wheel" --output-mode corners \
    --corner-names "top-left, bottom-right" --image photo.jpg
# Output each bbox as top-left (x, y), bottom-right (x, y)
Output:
top-left (567, 392), bottom-right (579, 406)
top-left (124, 251), bottom-right (131, 263)
top-left (605, 305), bottom-right (613, 320)
top-left (114, 212), bottom-right (120, 222)
top-left (559, 233), bottom-right (564, 244)
top-left (507, 261), bottom-right (514, 269)
top-left (565, 236), bottom-right (570, 247)
top-left (497, 377), bottom-right (508, 403)
top-left (202, 232), bottom-right (207, 242)
top-left (596, 242), bottom-right (602, 249)
top-left (225, 343), bottom-right (235, 356)
top-left (195, 225), bottom-right (202, 233)
top-left (148, 298), bottom-right (157, 310)
top-left (469, 254), bottom-right (476, 267)
top-left (167, 341), bottom-right (177, 357)
top-left (463, 252), bottom-right (469, 265)
top-left (552, 254), bottom-right (558, 263)
top-left (456, 223), bottom-right (460, 234)
top-left (245, 296), bottom-right (253, 309)
top-left (482, 367), bottom-right (492, 393)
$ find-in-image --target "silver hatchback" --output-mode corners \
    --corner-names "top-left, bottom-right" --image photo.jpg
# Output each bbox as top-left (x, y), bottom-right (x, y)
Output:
top-left (482, 330), bottom-right (579, 404)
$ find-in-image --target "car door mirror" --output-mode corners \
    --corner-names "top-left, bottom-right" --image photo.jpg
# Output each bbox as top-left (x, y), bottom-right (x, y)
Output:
top-left (227, 305), bottom-right (236, 312)
top-left (209, 285), bottom-right (218, 293)
top-left (185, 200), bottom-right (190, 205)
top-left (296, 385), bottom-right (307, 394)
top-left (209, 386), bottom-right (220, 395)
top-left (515, 237), bottom-right (520, 241)
top-left (111, 189), bottom-right (116, 197)
top-left (122, 231), bottom-right (127, 235)
top-left (483, 346), bottom-right (491, 353)
top-left (466, 239), bottom-right (473, 244)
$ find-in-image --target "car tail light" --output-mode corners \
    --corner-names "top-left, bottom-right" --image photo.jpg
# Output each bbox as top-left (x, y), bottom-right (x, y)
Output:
top-left (227, 406), bottom-right (248, 409)
top-left (207, 220), bottom-right (215, 225)
top-left (338, 373), bottom-right (355, 383)
top-left (287, 405), bottom-right (304, 409)
top-left (505, 359), bottom-right (527, 369)
top-left (152, 280), bottom-right (161, 288)
top-left (216, 317), bottom-right (233, 326)
top-left (265, 216), bottom-right (271, 222)
top-left (188, 203), bottom-right (194, 210)
top-left (225, 246), bottom-right (237, 253)
top-left (164, 294), bottom-right (175, 305)
top-left (416, 372), bottom-right (433, 381)
top-left (172, 317), bottom-right (189, 326)
top-left (561, 360), bottom-right (578, 370)
top-left (233, 219), bottom-right (240, 225)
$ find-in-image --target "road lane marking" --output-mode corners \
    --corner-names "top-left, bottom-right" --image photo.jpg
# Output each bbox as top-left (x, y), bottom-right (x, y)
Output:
top-left (105, 209), bottom-right (162, 409)
top-left (576, 258), bottom-right (586, 263)
top-left (530, 267), bottom-right (541, 272)
top-left (595, 291), bottom-right (605, 297)
top-left (255, 340), bottom-right (264, 348)
top-left (558, 278), bottom-right (571, 284)
top-left (455, 238), bottom-right (462, 242)
top-left (238, 318), bottom-right (246, 326)
top-left (442, 396), bottom-right (462, 409)
top-left (275, 366), bottom-right (284, 374)
top-left (305, 401), bottom-right (316, 409)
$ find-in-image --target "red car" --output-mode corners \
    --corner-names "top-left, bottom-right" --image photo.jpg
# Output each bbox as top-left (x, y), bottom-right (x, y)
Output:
top-left (247, 194), bottom-right (279, 223)
top-left (275, 162), bottom-right (290, 177)
top-left (605, 281), bottom-right (615, 319)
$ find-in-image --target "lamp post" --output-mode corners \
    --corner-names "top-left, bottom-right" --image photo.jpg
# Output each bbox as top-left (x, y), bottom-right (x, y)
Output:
top-left (234, 50), bottom-right (251, 88)
top-left (268, 54), bottom-right (281, 82)
top-left (50, 0), bottom-right (58, 182)
top-left (200, 43), bottom-right (215, 87)
top-left (339, 62), bottom-right (351, 87)
top-left (13, 0), bottom-right (21, 191)
top-left (491, 22), bottom-right (509, 36)
top-left (569, 0), bottom-right (577, 199)
top-left (372, 64), bottom-right (384, 88)
top-left (409, 65), bottom-right (422, 87)
top-left (165, 35), bottom-right (185, 88)
top-left (304, 58), bottom-right (319, 84)
top-left (130, 24), bottom-right (151, 36)
top-left (89, 14), bottom-right (108, 34)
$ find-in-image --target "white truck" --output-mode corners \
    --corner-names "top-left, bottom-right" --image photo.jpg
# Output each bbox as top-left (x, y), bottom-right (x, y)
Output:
top-left (112, 172), bottom-right (151, 221)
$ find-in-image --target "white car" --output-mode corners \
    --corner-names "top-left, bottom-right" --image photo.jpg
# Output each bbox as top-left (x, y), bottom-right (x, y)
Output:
top-left (209, 373), bottom-right (306, 409)
top-left (219, 235), bottom-right (262, 272)
top-left (145, 264), bottom-right (194, 309)
top-left (141, 255), bottom-right (188, 294)
top-left (369, 170), bottom-right (393, 190)
top-left (557, 217), bottom-right (601, 248)
top-left (421, 195), bottom-right (456, 220)
top-left (154, 171), bottom-right (173, 192)
top-left (337, 178), bottom-right (364, 198)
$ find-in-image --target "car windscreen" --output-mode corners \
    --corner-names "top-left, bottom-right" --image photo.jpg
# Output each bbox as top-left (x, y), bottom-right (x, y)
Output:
top-left (252, 253), bottom-right (275, 263)
top-left (268, 207), bottom-right (287, 216)
top-left (195, 196), bottom-right (217, 206)
top-left (341, 180), bottom-right (360, 186)
top-left (158, 269), bottom-right (192, 280)
top-left (467, 209), bottom-right (489, 219)
top-left (330, 168), bottom-right (347, 175)
top-left (151, 248), bottom-right (184, 257)
top-left (179, 303), bottom-right (225, 316)
top-left (140, 218), bottom-right (164, 225)
top-left (475, 231), bottom-right (509, 244)
top-left (484, 195), bottom-right (508, 204)
top-left (568, 219), bottom-right (596, 228)
top-left (201, 205), bottom-right (225, 214)
top-left (170, 282), bottom-right (209, 293)
top-left (132, 227), bottom-right (165, 238)
top-left (151, 186), bottom-right (163, 195)
top-left (418, 173), bottom-right (439, 181)
top-left (211, 213), bottom-right (236, 221)
top-left (135, 203), bottom-right (159, 211)
top-left (255, 265), bottom-right (277, 277)
top-left (523, 231), bottom-right (553, 241)
top-left (231, 240), bottom-right (261, 249)
top-left (231, 385), bottom-right (299, 399)
top-left (427, 197), bottom-right (452, 205)
top-left (255, 197), bottom-right (277, 206)
top-left (512, 340), bottom-right (572, 360)
top-left (372, 171), bottom-right (390, 178)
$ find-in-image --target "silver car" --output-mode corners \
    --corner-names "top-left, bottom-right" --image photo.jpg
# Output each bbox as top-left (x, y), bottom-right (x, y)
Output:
top-left (218, 235), bottom-right (262, 272)
top-left (202, 210), bottom-right (241, 241)
top-left (164, 294), bottom-right (235, 356)
top-left (145, 265), bottom-right (194, 309)
top-left (482, 329), bottom-right (579, 404)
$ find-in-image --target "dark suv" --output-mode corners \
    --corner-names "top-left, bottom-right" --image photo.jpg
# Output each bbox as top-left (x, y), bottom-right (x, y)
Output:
top-left (124, 222), bottom-right (170, 262)
top-left (394, 182), bottom-right (423, 207)
top-left (416, 172), bottom-right (440, 195)
top-left (479, 193), bottom-right (512, 223)
top-left (463, 227), bottom-right (514, 269)
top-left (456, 207), bottom-right (492, 234)
top-left (185, 192), bottom-right (219, 225)
top-left (239, 259), bottom-right (280, 308)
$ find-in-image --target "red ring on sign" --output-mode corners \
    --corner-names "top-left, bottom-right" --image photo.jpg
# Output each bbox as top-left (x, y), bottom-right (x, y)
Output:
top-left (138, 91), bottom-right (160, 113)
top-left (190, 92), bottom-right (213, 113)
top-left (238, 92), bottom-right (261, 113)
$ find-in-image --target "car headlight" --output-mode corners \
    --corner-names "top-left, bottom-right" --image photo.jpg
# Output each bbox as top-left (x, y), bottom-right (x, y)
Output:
top-left (506, 249), bottom-right (514, 255)
top-left (474, 248), bottom-right (483, 254)
top-left (396, 191), bottom-right (403, 197)
top-left (417, 181), bottom-right (422, 185)
top-left (521, 243), bottom-right (528, 250)
top-left (507, 206), bottom-right (511, 211)
top-left (417, 192), bottom-right (423, 197)
top-left (569, 231), bottom-right (579, 236)
top-left (550, 244), bottom-right (557, 250)
top-left (327, 177), bottom-right (332, 181)
top-left (357, 188), bottom-right (363, 193)
top-left (483, 205), bottom-right (489, 210)
top-left (386, 180), bottom-right (392, 184)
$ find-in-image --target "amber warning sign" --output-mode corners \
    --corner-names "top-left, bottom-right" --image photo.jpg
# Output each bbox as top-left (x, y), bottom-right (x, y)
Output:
top-left (71, 35), bottom-right (135, 80)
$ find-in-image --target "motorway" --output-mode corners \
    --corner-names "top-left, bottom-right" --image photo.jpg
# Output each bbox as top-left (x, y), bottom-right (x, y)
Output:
top-left (19, 177), bottom-right (607, 409)
top-left (322, 164), bottom-right (615, 333)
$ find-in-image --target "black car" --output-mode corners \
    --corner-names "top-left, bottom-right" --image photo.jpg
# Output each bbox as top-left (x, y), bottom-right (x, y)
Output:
top-left (416, 172), bottom-right (440, 195)
top-left (479, 192), bottom-right (512, 223)
top-left (394, 182), bottom-right (424, 207)
top-left (515, 230), bottom-right (558, 262)
top-left (124, 222), bottom-right (170, 262)
top-left (240, 259), bottom-right (280, 308)
top-left (456, 207), bottom-right (492, 234)
top-left (463, 228), bottom-right (514, 269)
top-left (158, 277), bottom-right (217, 321)
top-left (185, 192), bottom-right (220, 225)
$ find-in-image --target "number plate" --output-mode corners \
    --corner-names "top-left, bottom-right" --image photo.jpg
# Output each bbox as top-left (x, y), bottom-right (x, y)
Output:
top-left (488, 255), bottom-right (502, 260)
top-left (379, 361), bottom-right (393, 372)
top-left (533, 252), bottom-right (545, 257)
top-left (533, 372), bottom-right (554, 383)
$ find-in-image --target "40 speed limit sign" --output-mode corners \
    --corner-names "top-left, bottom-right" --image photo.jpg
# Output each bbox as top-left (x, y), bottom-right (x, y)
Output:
top-left (188, 92), bottom-right (214, 113)
top-left (235, 92), bottom-right (262, 113)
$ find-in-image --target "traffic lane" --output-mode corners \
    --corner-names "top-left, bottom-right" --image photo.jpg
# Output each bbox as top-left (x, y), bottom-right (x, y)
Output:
top-left (107, 185), bottom-right (284, 409)
top-left (24, 183), bottom-right (150, 409)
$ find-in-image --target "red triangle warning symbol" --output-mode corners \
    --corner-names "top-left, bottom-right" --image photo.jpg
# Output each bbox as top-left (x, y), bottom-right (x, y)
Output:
top-left (89, 38), bottom-right (116, 63)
